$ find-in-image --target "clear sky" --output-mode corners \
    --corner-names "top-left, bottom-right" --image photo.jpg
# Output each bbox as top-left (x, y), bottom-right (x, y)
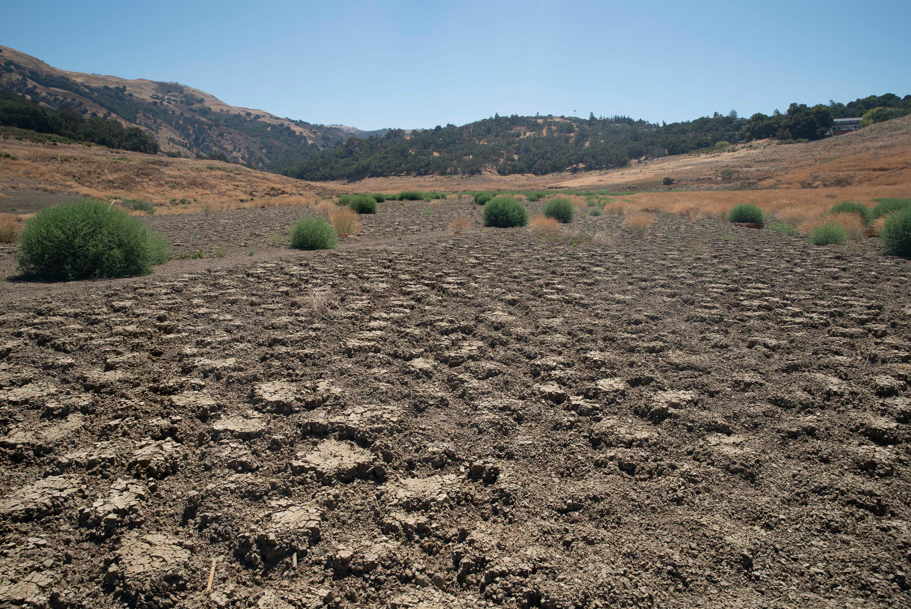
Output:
top-left (1, 0), bottom-right (908, 130)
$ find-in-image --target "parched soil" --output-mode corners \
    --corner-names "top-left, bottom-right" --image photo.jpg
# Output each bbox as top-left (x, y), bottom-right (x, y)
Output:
top-left (1, 199), bottom-right (911, 609)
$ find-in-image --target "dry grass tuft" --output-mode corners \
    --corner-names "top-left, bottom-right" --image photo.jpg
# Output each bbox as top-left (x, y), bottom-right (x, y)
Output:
top-left (828, 211), bottom-right (867, 241)
top-left (0, 214), bottom-right (22, 244)
top-left (448, 215), bottom-right (473, 234)
top-left (316, 201), bottom-right (336, 217)
top-left (871, 216), bottom-right (887, 237)
top-left (329, 207), bottom-right (361, 238)
top-left (623, 212), bottom-right (655, 238)
top-left (529, 215), bottom-right (562, 236)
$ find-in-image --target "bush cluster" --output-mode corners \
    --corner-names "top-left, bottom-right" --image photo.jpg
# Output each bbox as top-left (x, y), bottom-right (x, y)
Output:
top-left (873, 198), bottom-right (911, 218)
top-left (397, 191), bottom-right (425, 201)
top-left (543, 197), bottom-right (574, 224)
top-left (483, 196), bottom-right (528, 228)
top-left (474, 193), bottom-right (493, 205)
top-left (830, 202), bottom-right (872, 225)
top-left (809, 223), bottom-right (847, 246)
top-left (880, 207), bottom-right (911, 258)
top-left (726, 204), bottom-right (764, 224)
top-left (372, 193), bottom-right (387, 202)
top-left (290, 215), bottom-right (337, 250)
top-left (17, 199), bottom-right (170, 281)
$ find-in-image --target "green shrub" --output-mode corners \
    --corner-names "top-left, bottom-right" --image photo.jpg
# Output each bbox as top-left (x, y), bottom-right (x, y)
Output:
top-left (809, 223), bottom-right (847, 246)
top-left (397, 191), bottom-right (424, 201)
top-left (726, 204), bottom-right (764, 223)
top-left (425, 192), bottom-right (445, 200)
top-left (337, 194), bottom-right (355, 206)
top-left (348, 195), bottom-right (377, 214)
top-left (768, 222), bottom-right (799, 236)
top-left (880, 207), bottom-right (911, 258)
top-left (873, 198), bottom-right (911, 218)
top-left (17, 198), bottom-right (170, 281)
top-left (589, 207), bottom-right (602, 217)
top-left (543, 197), bottom-right (574, 223)
top-left (830, 201), bottom-right (872, 225)
top-left (372, 193), bottom-right (386, 202)
top-left (483, 196), bottom-right (528, 228)
top-left (526, 192), bottom-right (548, 202)
top-left (290, 215), bottom-right (337, 250)
top-left (474, 192), bottom-right (493, 205)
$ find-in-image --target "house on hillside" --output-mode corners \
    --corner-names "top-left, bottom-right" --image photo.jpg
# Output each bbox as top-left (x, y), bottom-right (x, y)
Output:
top-left (832, 117), bottom-right (862, 136)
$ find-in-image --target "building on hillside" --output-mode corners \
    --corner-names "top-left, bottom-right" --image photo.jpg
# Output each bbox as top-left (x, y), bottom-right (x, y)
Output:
top-left (832, 117), bottom-right (862, 136)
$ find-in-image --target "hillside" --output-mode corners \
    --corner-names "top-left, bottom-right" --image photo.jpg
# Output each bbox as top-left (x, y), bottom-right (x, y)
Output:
top-left (282, 96), bottom-right (911, 182)
top-left (0, 45), bottom-right (355, 170)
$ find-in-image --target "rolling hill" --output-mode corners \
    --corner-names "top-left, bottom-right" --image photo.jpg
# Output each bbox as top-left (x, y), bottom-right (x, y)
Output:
top-left (0, 45), bottom-right (363, 170)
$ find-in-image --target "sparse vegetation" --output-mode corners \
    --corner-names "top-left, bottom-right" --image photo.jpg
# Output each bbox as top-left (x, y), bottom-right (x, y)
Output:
top-left (119, 198), bottom-right (155, 215)
top-left (290, 215), bottom-right (338, 250)
top-left (623, 213), bottom-right (655, 238)
top-left (768, 222), bottom-right (799, 236)
top-left (17, 198), bottom-right (170, 280)
top-left (448, 216), bottom-right (473, 234)
top-left (726, 204), bottom-right (764, 224)
top-left (880, 207), bottom-right (911, 258)
top-left (589, 208), bottom-right (602, 216)
top-left (543, 197), bottom-right (574, 224)
top-left (529, 215), bottom-right (561, 236)
top-left (0, 213), bottom-right (22, 243)
top-left (829, 201), bottom-right (872, 225)
top-left (329, 207), bottom-right (361, 238)
top-left (483, 196), bottom-right (528, 228)
top-left (809, 223), bottom-right (848, 246)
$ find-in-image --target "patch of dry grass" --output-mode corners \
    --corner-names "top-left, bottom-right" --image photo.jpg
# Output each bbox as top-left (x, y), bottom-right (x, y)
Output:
top-left (529, 215), bottom-right (562, 236)
top-left (448, 215), bottom-right (473, 234)
top-left (0, 213), bottom-right (22, 243)
top-left (623, 213), bottom-right (655, 238)
top-left (329, 207), bottom-right (361, 238)
top-left (827, 211), bottom-right (867, 241)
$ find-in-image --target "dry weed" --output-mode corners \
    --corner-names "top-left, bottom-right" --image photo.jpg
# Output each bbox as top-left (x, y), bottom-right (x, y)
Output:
top-left (623, 212), bottom-right (655, 238)
top-left (307, 288), bottom-right (337, 320)
top-left (871, 216), bottom-right (887, 237)
top-left (828, 211), bottom-right (866, 241)
top-left (529, 215), bottom-right (562, 236)
top-left (316, 201), bottom-right (336, 217)
top-left (0, 214), bottom-right (22, 244)
top-left (329, 207), bottom-right (361, 238)
top-left (448, 215), bottom-right (473, 234)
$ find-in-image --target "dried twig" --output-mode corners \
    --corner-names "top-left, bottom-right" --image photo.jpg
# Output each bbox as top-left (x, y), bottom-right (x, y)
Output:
top-left (206, 558), bottom-right (217, 592)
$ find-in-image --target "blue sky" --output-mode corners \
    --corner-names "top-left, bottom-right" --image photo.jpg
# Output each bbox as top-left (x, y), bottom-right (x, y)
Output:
top-left (1, 0), bottom-right (908, 130)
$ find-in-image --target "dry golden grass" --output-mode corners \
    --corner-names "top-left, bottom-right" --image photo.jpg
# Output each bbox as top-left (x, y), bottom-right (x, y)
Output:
top-left (529, 215), bottom-right (562, 236)
top-left (827, 211), bottom-right (867, 241)
top-left (329, 207), bottom-right (361, 238)
top-left (315, 201), bottom-right (336, 217)
top-left (623, 213), bottom-right (655, 238)
top-left (0, 214), bottom-right (22, 243)
top-left (871, 217), bottom-right (887, 237)
top-left (448, 215), bottom-right (473, 234)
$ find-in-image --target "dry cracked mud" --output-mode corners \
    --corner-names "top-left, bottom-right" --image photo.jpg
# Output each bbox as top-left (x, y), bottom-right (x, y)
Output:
top-left (1, 199), bottom-right (911, 608)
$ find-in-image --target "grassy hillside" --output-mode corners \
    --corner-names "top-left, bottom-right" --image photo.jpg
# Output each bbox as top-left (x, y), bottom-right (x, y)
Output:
top-left (282, 95), bottom-right (910, 182)
top-left (0, 45), bottom-right (354, 170)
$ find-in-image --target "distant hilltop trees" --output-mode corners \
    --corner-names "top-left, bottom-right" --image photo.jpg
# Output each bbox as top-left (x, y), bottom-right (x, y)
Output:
top-left (282, 94), bottom-right (911, 182)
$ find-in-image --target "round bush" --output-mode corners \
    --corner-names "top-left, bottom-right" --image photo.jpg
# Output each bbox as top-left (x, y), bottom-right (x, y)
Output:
top-left (348, 195), bottom-right (377, 214)
top-left (474, 193), bottom-right (493, 205)
top-left (873, 198), bottom-right (911, 218)
top-left (290, 215), bottom-right (337, 250)
top-left (881, 207), bottom-right (911, 259)
top-left (17, 198), bottom-right (170, 281)
top-left (543, 197), bottom-right (574, 224)
top-left (726, 204), bottom-right (764, 224)
top-left (372, 193), bottom-right (387, 202)
top-left (830, 201), bottom-right (872, 225)
top-left (809, 223), bottom-right (847, 246)
top-left (483, 196), bottom-right (528, 228)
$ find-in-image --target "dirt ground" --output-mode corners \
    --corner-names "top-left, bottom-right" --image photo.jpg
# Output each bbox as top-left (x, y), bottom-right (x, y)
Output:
top-left (1, 197), bottom-right (910, 608)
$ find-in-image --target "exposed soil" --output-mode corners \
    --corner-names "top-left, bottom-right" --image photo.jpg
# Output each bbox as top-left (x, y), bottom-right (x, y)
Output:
top-left (2, 199), bottom-right (911, 609)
